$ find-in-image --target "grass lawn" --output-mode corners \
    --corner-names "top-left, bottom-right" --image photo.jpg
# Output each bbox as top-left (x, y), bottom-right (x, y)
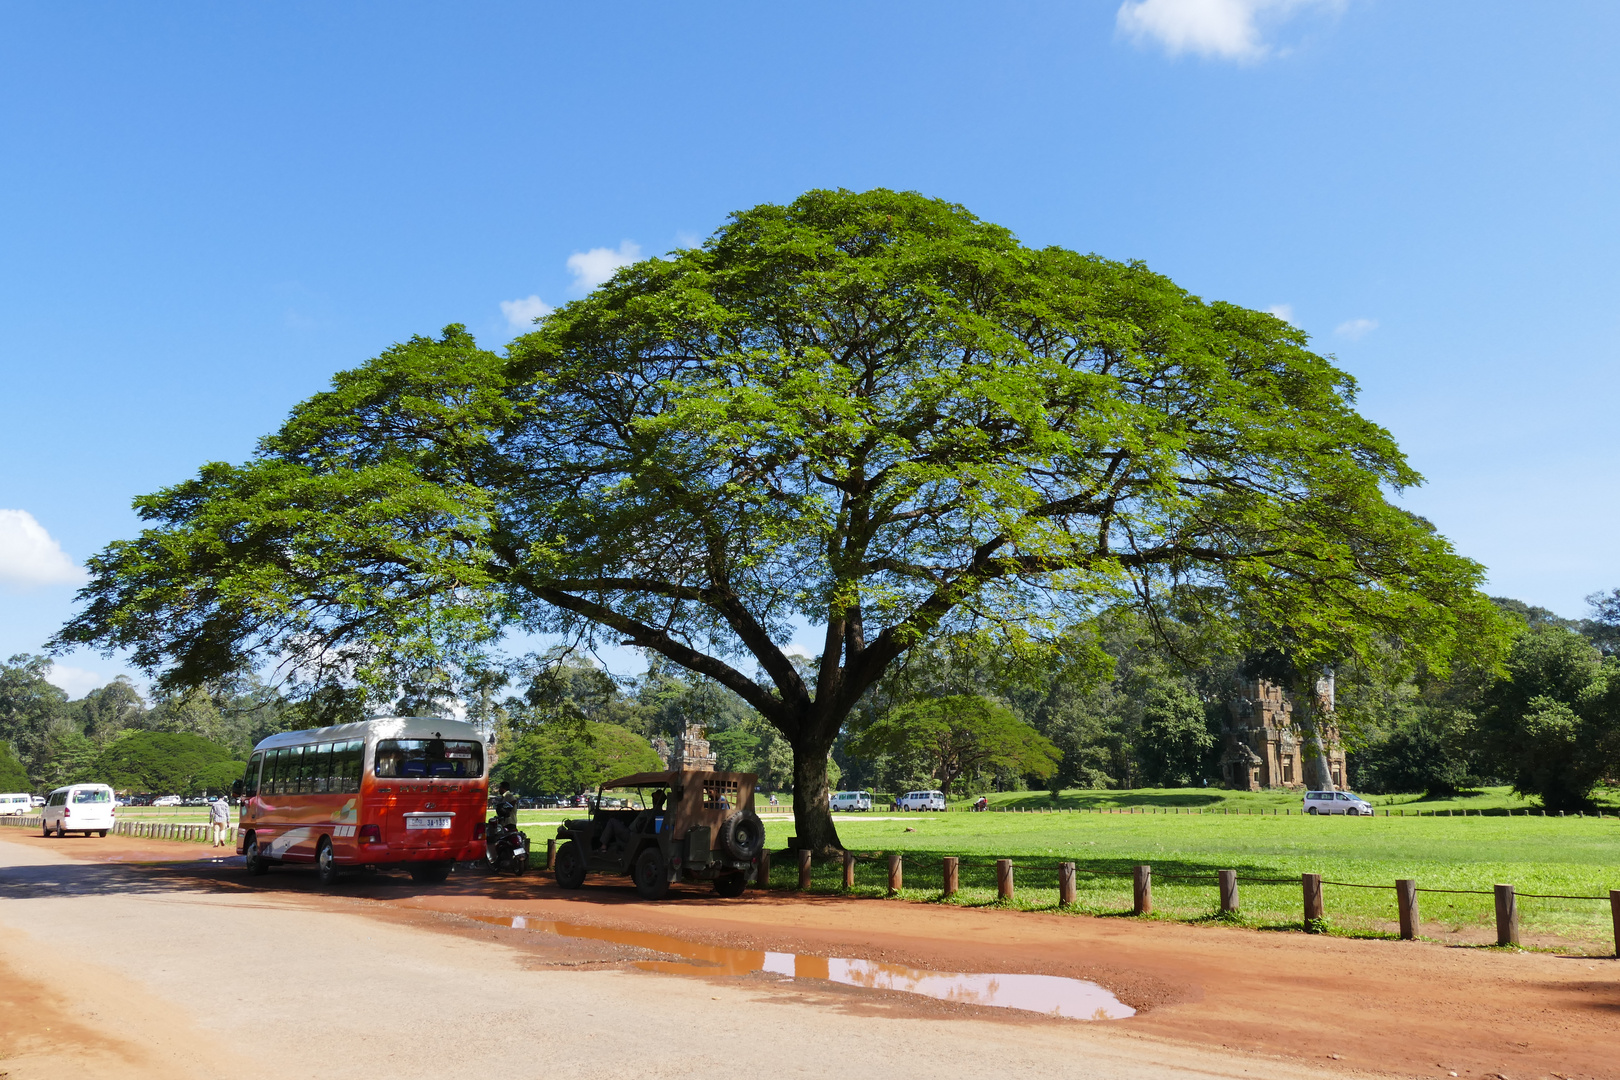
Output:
top-left (757, 799), bottom-right (1620, 952)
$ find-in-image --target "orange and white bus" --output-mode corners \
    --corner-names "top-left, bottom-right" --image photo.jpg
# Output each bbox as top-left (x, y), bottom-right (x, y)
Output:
top-left (234, 716), bottom-right (488, 885)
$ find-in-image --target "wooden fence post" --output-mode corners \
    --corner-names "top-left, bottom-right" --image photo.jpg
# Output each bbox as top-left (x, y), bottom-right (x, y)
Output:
top-left (941, 856), bottom-right (958, 897)
top-left (1610, 890), bottom-right (1619, 959)
top-left (759, 850), bottom-right (770, 888)
top-left (843, 850), bottom-right (856, 890)
top-left (1397, 879), bottom-right (1419, 940)
top-left (1494, 884), bottom-right (1519, 946)
top-left (1302, 873), bottom-right (1324, 929)
top-left (1218, 869), bottom-right (1239, 914)
top-left (887, 852), bottom-right (903, 894)
top-left (996, 859), bottom-right (1014, 901)
top-left (798, 848), bottom-right (813, 890)
top-left (546, 838), bottom-right (556, 871)
top-left (1058, 861), bottom-right (1076, 907)
top-left (1133, 864), bottom-right (1152, 915)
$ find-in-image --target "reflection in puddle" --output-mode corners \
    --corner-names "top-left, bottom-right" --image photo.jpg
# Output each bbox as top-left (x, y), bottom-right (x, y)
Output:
top-left (474, 915), bottom-right (1134, 1021)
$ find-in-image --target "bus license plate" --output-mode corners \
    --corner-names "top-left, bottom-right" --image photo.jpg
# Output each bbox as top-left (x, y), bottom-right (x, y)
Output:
top-left (406, 816), bottom-right (452, 830)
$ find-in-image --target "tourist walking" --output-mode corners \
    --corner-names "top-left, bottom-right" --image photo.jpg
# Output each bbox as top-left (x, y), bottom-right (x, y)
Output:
top-left (209, 794), bottom-right (232, 847)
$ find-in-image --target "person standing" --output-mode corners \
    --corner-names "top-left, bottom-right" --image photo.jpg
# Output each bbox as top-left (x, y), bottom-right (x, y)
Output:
top-left (209, 793), bottom-right (232, 847)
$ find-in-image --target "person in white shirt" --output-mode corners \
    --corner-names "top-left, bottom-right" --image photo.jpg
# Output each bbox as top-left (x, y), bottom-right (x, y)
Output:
top-left (209, 795), bottom-right (232, 847)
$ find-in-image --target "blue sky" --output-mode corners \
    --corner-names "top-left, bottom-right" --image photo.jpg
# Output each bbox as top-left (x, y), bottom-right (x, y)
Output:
top-left (2, 1), bottom-right (1616, 696)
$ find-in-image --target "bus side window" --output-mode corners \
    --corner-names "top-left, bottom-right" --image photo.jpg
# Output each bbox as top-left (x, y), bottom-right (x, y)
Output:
top-left (244, 753), bottom-right (262, 798)
top-left (286, 745), bottom-right (305, 795)
top-left (264, 749), bottom-right (281, 795)
top-left (312, 743), bottom-right (333, 794)
top-left (344, 740), bottom-right (363, 793)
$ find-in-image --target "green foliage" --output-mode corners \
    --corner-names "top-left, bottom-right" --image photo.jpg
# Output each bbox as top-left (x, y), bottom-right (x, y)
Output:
top-left (1133, 682), bottom-right (1213, 787)
top-left (57, 189), bottom-right (1498, 852)
top-left (1477, 624), bottom-right (1619, 810)
top-left (850, 694), bottom-right (1058, 798)
top-left (1354, 711), bottom-right (1475, 796)
top-left (0, 741), bottom-right (30, 791)
top-left (95, 731), bottom-right (244, 795)
top-left (493, 721), bottom-right (662, 796)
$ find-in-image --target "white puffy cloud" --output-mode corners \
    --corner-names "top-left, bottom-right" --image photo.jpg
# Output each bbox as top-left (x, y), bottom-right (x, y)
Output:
top-left (1268, 304), bottom-right (1295, 324)
top-left (1334, 317), bottom-right (1378, 340)
top-left (1116, 0), bottom-right (1343, 62)
top-left (499, 294), bottom-right (553, 329)
top-left (44, 663), bottom-right (115, 699)
top-left (0, 509), bottom-right (86, 589)
top-left (566, 240), bottom-right (642, 295)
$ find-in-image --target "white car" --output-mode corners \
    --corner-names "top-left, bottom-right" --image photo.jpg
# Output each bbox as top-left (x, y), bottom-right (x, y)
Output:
top-left (42, 784), bottom-right (117, 837)
top-left (830, 790), bottom-right (872, 812)
top-left (0, 793), bottom-right (34, 816)
top-left (153, 794), bottom-right (183, 807)
top-left (1303, 790), bottom-right (1373, 816)
top-left (896, 790), bottom-right (946, 812)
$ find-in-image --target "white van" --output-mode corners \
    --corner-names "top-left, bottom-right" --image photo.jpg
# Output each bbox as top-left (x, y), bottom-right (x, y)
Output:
top-left (0, 793), bottom-right (33, 816)
top-left (897, 790), bottom-right (946, 812)
top-left (1303, 790), bottom-right (1373, 816)
top-left (42, 784), bottom-right (117, 837)
top-left (830, 790), bottom-right (872, 812)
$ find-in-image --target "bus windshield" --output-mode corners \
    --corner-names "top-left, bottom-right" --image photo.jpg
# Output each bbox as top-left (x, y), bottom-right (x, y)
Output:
top-left (373, 739), bottom-right (484, 779)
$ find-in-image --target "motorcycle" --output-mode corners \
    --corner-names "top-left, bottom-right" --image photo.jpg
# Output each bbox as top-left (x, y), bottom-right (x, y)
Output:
top-left (482, 796), bottom-right (530, 875)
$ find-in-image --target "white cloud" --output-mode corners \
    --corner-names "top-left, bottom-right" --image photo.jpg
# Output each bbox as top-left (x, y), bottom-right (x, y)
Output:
top-left (1116, 0), bottom-right (1342, 62)
top-left (1334, 317), bottom-right (1378, 340)
top-left (499, 294), bottom-right (553, 329)
top-left (0, 509), bottom-right (86, 589)
top-left (674, 230), bottom-right (702, 250)
top-left (44, 663), bottom-right (116, 699)
top-left (566, 240), bottom-right (641, 295)
top-left (1268, 304), bottom-right (1295, 324)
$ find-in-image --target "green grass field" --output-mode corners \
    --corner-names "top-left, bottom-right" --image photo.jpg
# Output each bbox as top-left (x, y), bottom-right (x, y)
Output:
top-left (752, 796), bottom-right (1620, 953)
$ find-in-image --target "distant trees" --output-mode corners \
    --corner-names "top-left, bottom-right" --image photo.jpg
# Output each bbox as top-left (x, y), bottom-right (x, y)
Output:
top-left (97, 731), bottom-right (245, 796)
top-left (493, 721), bottom-right (662, 797)
top-left (849, 694), bottom-right (1058, 799)
top-left (0, 742), bottom-right (29, 791)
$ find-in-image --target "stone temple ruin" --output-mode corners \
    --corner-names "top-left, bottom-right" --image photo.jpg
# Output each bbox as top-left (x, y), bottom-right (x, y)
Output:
top-left (1220, 671), bottom-right (1347, 791)
top-left (653, 721), bottom-right (717, 772)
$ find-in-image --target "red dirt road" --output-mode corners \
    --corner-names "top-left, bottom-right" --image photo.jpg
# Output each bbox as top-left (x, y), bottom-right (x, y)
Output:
top-left (6, 829), bottom-right (1618, 1079)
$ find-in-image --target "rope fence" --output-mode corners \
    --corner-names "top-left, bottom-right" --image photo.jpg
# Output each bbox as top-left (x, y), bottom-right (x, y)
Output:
top-left (764, 844), bottom-right (1620, 955)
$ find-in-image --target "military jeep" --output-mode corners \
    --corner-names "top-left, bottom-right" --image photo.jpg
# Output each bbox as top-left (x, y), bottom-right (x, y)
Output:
top-left (552, 770), bottom-right (765, 899)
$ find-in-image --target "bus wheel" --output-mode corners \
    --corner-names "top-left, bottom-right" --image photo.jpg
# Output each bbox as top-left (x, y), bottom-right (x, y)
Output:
top-left (244, 834), bottom-right (270, 876)
top-left (316, 838), bottom-right (340, 887)
top-left (554, 841), bottom-right (587, 889)
top-left (408, 861), bottom-right (452, 884)
top-left (98, 830), bottom-right (107, 837)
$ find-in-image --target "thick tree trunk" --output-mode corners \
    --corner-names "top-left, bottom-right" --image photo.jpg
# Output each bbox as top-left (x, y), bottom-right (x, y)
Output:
top-left (789, 734), bottom-right (843, 857)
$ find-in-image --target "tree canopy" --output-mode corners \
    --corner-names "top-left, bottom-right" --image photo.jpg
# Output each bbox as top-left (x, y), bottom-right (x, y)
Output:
top-left (492, 721), bottom-right (662, 796)
top-left (849, 694), bottom-right (1057, 798)
top-left (56, 188), bottom-right (1497, 851)
top-left (96, 731), bottom-right (244, 795)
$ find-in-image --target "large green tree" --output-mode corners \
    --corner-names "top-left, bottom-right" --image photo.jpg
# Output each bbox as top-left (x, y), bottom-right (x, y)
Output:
top-left (57, 188), bottom-right (1494, 853)
top-left (492, 721), bottom-right (662, 797)
top-left (95, 731), bottom-right (244, 795)
top-left (850, 694), bottom-right (1058, 798)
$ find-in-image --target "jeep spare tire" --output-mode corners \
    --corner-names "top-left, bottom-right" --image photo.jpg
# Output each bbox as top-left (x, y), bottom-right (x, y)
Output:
top-left (719, 810), bottom-right (764, 861)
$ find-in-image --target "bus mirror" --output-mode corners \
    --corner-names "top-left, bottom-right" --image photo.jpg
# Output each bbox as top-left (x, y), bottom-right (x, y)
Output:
top-left (231, 780), bottom-right (244, 798)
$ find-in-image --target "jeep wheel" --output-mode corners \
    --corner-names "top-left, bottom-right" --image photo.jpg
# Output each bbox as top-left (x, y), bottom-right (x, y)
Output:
top-left (633, 846), bottom-right (670, 901)
top-left (554, 840), bottom-right (587, 889)
top-left (713, 872), bottom-right (746, 898)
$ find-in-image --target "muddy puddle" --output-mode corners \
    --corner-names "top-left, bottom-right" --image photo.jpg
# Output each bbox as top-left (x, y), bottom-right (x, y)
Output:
top-left (475, 915), bottom-right (1135, 1020)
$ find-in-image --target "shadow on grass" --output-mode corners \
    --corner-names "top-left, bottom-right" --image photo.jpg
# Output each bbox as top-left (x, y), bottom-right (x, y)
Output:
top-left (989, 791), bottom-right (1226, 810)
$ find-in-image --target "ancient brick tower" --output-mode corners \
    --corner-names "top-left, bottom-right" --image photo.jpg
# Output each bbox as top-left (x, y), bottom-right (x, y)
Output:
top-left (671, 720), bottom-right (717, 771)
top-left (1220, 673), bottom-right (1347, 790)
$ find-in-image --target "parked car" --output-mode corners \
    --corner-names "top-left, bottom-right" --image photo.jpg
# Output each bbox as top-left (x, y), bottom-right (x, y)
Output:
top-left (41, 784), bottom-right (117, 837)
top-left (0, 793), bottom-right (33, 816)
top-left (1303, 790), bottom-right (1373, 816)
top-left (153, 795), bottom-right (183, 807)
top-left (829, 790), bottom-right (872, 812)
top-left (896, 790), bottom-right (946, 812)
top-left (30, 795), bottom-right (44, 807)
